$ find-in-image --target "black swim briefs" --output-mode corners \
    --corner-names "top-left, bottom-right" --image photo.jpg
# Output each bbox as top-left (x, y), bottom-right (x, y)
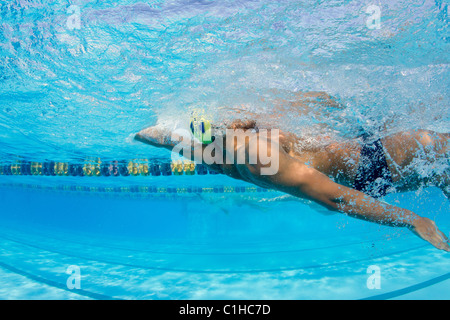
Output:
top-left (354, 138), bottom-right (394, 198)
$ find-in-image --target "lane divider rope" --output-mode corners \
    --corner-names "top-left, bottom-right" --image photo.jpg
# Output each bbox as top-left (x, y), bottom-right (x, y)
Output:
top-left (0, 159), bottom-right (216, 177)
top-left (0, 183), bottom-right (272, 195)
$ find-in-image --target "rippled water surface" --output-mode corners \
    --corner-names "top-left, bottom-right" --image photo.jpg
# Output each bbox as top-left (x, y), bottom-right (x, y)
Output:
top-left (0, 0), bottom-right (449, 300)
top-left (1, 0), bottom-right (448, 160)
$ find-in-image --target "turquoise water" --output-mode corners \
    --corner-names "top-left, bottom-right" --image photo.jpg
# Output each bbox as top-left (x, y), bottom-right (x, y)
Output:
top-left (0, 0), bottom-right (449, 299)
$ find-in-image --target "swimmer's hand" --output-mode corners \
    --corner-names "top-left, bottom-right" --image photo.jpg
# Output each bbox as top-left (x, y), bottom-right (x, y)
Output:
top-left (410, 217), bottom-right (450, 252)
top-left (266, 158), bottom-right (450, 253)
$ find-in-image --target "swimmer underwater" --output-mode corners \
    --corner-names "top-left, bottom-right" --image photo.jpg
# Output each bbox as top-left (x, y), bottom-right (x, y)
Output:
top-left (134, 92), bottom-right (450, 252)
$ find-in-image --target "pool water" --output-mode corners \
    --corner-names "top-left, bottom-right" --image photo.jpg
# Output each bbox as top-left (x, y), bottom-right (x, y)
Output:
top-left (0, 0), bottom-right (449, 300)
top-left (0, 184), bottom-right (449, 299)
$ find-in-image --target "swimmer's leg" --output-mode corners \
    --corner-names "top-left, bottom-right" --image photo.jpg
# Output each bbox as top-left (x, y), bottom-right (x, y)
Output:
top-left (435, 133), bottom-right (450, 198)
top-left (382, 130), bottom-right (449, 197)
top-left (410, 131), bottom-right (448, 199)
top-left (439, 175), bottom-right (449, 199)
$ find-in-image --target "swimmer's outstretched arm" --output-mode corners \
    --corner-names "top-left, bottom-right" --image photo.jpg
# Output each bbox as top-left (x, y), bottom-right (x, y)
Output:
top-left (258, 157), bottom-right (450, 252)
top-left (134, 126), bottom-right (205, 162)
top-left (134, 126), bottom-right (175, 150)
top-left (134, 125), bottom-right (449, 251)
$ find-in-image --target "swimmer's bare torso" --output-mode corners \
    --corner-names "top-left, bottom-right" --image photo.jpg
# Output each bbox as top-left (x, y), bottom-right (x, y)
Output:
top-left (134, 97), bottom-right (449, 252)
top-left (201, 121), bottom-right (360, 190)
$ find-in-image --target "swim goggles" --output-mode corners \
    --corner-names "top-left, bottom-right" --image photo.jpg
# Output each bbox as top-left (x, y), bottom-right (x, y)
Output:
top-left (189, 115), bottom-right (213, 144)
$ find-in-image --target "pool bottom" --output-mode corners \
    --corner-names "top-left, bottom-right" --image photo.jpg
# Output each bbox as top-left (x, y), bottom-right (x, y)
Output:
top-left (0, 217), bottom-right (448, 300)
top-left (0, 186), bottom-right (448, 300)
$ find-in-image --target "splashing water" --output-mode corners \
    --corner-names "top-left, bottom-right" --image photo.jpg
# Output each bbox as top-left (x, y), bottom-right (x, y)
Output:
top-left (0, 0), bottom-right (448, 165)
top-left (0, 0), bottom-right (449, 300)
